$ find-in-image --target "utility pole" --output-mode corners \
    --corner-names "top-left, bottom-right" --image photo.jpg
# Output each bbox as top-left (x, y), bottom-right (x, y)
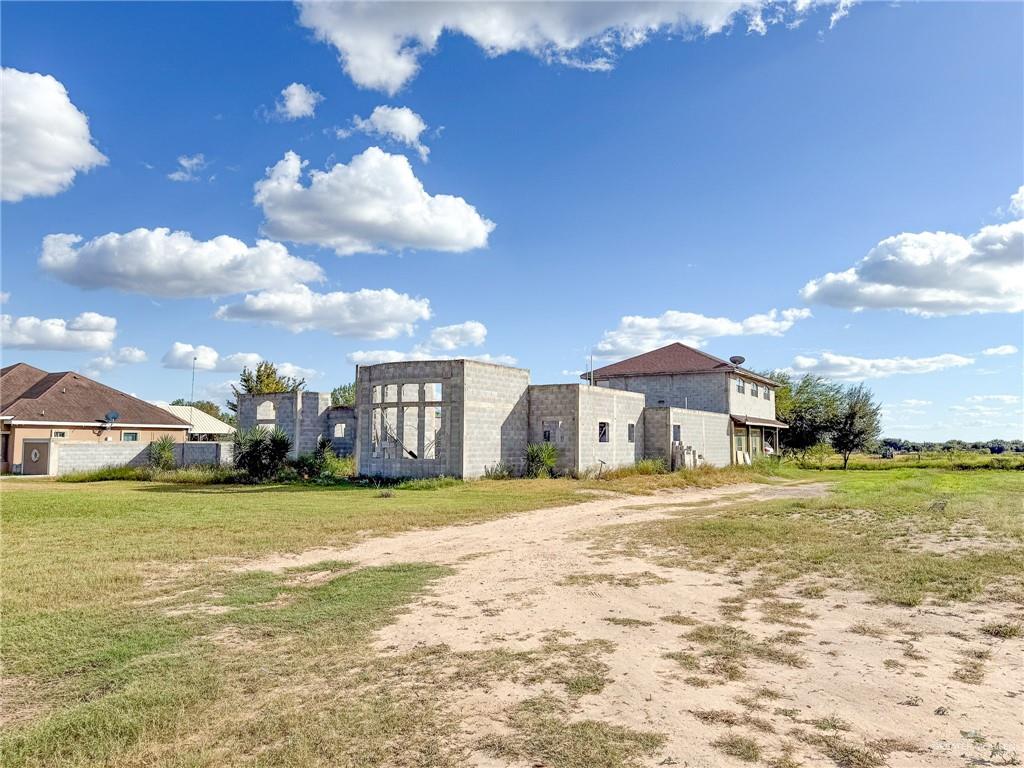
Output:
top-left (189, 356), bottom-right (197, 429)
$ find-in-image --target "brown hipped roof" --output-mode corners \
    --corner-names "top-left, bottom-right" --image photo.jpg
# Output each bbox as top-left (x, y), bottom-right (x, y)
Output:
top-left (584, 342), bottom-right (778, 386)
top-left (0, 363), bottom-right (189, 426)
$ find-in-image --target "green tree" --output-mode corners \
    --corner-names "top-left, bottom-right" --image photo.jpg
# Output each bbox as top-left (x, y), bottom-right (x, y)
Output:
top-left (331, 383), bottom-right (356, 407)
top-left (763, 370), bottom-right (843, 458)
top-left (831, 383), bottom-right (882, 469)
top-left (228, 362), bottom-right (305, 413)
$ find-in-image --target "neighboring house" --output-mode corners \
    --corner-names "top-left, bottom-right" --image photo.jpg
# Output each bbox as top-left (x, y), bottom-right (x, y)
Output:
top-left (585, 342), bottom-right (787, 464)
top-left (1, 363), bottom-right (189, 475)
top-left (237, 343), bottom-right (787, 479)
top-left (161, 404), bottom-right (235, 441)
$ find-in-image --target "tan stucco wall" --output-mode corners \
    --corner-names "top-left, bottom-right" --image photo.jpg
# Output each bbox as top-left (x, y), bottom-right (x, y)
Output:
top-left (7, 425), bottom-right (187, 465)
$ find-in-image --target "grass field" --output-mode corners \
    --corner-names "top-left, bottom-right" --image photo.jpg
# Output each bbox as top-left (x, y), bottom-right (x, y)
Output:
top-left (2, 466), bottom-right (1022, 767)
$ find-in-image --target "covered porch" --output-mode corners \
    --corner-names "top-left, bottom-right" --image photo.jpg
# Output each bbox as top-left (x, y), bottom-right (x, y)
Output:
top-left (731, 415), bottom-right (788, 464)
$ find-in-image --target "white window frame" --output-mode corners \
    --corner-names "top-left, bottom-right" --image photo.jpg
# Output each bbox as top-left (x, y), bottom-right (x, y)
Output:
top-left (735, 378), bottom-right (745, 394)
top-left (627, 423), bottom-right (635, 443)
top-left (751, 382), bottom-right (759, 398)
top-left (598, 422), bottom-right (610, 443)
top-left (122, 432), bottom-right (140, 442)
top-left (52, 430), bottom-right (68, 439)
top-left (764, 388), bottom-right (771, 401)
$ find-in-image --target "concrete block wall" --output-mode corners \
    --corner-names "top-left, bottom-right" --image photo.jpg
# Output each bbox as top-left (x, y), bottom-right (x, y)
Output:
top-left (577, 386), bottom-right (646, 473)
top-left (237, 391), bottom-right (333, 458)
top-left (461, 361), bottom-right (530, 478)
top-left (727, 376), bottom-right (778, 420)
top-left (52, 440), bottom-right (233, 475)
top-left (527, 384), bottom-right (580, 473)
top-left (297, 391), bottom-right (331, 455)
top-left (641, 407), bottom-right (672, 465)
top-left (54, 442), bottom-right (151, 473)
top-left (326, 406), bottom-right (356, 456)
top-left (356, 360), bottom-right (465, 478)
top-left (237, 392), bottom-right (299, 455)
top-left (643, 407), bottom-right (731, 468)
top-left (600, 373), bottom-right (729, 413)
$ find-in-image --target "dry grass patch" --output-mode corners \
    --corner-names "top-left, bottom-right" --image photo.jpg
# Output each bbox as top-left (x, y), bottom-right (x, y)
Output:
top-left (587, 470), bottom-right (1024, 607)
top-left (674, 621), bottom-right (807, 683)
top-left (559, 571), bottom-right (669, 589)
top-left (981, 621), bottom-right (1023, 639)
top-left (478, 695), bottom-right (665, 768)
top-left (691, 708), bottom-right (776, 733)
top-left (602, 617), bottom-right (655, 628)
top-left (712, 733), bottom-right (763, 762)
top-left (952, 647), bottom-right (991, 685)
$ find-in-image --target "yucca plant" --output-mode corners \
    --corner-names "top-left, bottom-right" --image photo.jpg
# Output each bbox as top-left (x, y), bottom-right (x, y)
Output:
top-left (148, 435), bottom-right (177, 471)
top-left (524, 442), bottom-right (559, 478)
top-left (233, 425), bottom-right (293, 481)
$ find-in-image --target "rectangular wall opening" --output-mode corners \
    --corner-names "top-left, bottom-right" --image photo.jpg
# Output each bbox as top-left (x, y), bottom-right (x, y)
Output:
top-left (401, 406), bottom-right (420, 459)
top-left (424, 382), bottom-right (442, 401)
top-left (423, 406), bottom-right (444, 460)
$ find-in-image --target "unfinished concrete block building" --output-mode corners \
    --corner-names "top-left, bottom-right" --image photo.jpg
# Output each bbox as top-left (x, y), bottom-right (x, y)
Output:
top-left (237, 342), bottom-right (787, 479)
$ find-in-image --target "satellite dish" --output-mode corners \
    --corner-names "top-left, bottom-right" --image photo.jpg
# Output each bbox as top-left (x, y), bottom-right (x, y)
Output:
top-left (104, 410), bottom-right (120, 422)
top-left (729, 356), bottom-right (746, 366)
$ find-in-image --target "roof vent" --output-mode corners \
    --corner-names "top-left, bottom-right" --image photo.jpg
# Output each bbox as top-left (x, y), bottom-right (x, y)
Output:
top-left (729, 355), bottom-right (745, 366)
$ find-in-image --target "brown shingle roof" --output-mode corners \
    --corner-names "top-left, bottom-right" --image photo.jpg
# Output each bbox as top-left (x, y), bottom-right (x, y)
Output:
top-left (1, 363), bottom-right (189, 427)
top-left (1, 362), bottom-right (49, 410)
top-left (584, 343), bottom-right (777, 386)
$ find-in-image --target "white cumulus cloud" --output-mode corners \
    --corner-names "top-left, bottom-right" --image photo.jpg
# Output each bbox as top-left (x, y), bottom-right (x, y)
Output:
top-left (296, 1), bottom-right (838, 94)
top-left (254, 148), bottom-right (494, 255)
top-left (275, 82), bottom-right (323, 120)
top-left (346, 319), bottom-right (510, 365)
top-left (965, 394), bottom-right (1020, 404)
top-left (802, 190), bottom-right (1024, 316)
top-left (161, 342), bottom-right (262, 372)
top-left (167, 153), bottom-right (207, 182)
top-left (86, 346), bottom-right (147, 377)
top-left (341, 105), bottom-right (430, 160)
top-left (982, 344), bottom-right (1018, 356)
top-left (1, 311), bottom-right (116, 351)
top-left (89, 346), bottom-right (147, 371)
top-left (40, 228), bottom-right (324, 299)
top-left (1, 67), bottom-right (107, 202)
top-left (347, 349), bottom-right (516, 366)
top-left (429, 320), bottom-right (487, 350)
top-left (595, 307), bottom-right (811, 357)
top-left (1009, 185), bottom-right (1024, 217)
top-left (790, 352), bottom-right (974, 380)
top-left (215, 284), bottom-right (431, 339)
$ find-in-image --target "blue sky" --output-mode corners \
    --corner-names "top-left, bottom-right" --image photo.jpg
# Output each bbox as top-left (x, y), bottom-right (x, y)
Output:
top-left (2, 1), bottom-right (1021, 440)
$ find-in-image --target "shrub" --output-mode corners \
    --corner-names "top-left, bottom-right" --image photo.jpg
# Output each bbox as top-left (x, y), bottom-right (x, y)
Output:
top-left (394, 476), bottom-right (462, 490)
top-left (524, 442), bottom-right (559, 478)
top-left (152, 465), bottom-right (238, 484)
top-left (233, 425), bottom-right (293, 482)
top-left (483, 461), bottom-right (513, 479)
top-left (324, 453), bottom-right (355, 478)
top-left (59, 466), bottom-right (154, 483)
top-left (601, 459), bottom-right (667, 479)
top-left (149, 435), bottom-right (177, 471)
top-left (797, 443), bottom-right (834, 470)
top-left (291, 436), bottom-right (334, 480)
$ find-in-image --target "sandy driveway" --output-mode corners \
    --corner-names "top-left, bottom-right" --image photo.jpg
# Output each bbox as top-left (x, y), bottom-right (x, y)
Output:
top-left (243, 482), bottom-right (1023, 767)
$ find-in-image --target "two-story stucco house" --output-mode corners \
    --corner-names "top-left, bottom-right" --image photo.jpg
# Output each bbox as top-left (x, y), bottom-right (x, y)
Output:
top-left (585, 342), bottom-right (787, 466)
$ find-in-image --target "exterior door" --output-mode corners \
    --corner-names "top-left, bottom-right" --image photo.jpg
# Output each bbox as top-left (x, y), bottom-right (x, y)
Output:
top-left (750, 428), bottom-right (763, 457)
top-left (22, 440), bottom-right (50, 475)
